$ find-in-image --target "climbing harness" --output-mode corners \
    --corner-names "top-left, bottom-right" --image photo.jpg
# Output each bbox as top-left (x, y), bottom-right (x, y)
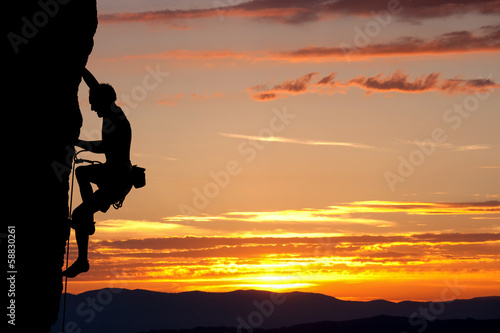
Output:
top-left (112, 165), bottom-right (146, 209)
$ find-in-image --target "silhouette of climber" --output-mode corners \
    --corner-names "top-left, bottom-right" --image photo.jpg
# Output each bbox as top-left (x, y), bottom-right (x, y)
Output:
top-left (63, 68), bottom-right (132, 278)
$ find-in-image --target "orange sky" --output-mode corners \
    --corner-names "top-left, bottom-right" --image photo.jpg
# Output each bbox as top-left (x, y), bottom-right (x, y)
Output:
top-left (67, 0), bottom-right (500, 301)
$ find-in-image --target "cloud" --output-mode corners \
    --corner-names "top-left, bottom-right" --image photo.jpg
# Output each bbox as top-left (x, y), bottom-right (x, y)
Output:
top-left (440, 77), bottom-right (500, 94)
top-left (161, 201), bottom-right (500, 235)
top-left (348, 71), bottom-right (440, 93)
top-left (98, 2), bottom-right (311, 25)
top-left (349, 71), bottom-right (500, 94)
top-left (164, 210), bottom-right (391, 227)
top-left (316, 72), bottom-right (336, 85)
top-left (85, 231), bottom-right (500, 292)
top-left (83, 199), bottom-right (500, 292)
top-left (248, 72), bottom-right (339, 100)
top-left (92, 219), bottom-right (216, 241)
top-left (157, 93), bottom-right (184, 106)
top-left (219, 132), bottom-right (376, 150)
top-left (453, 144), bottom-right (491, 151)
top-left (76, 201), bottom-right (500, 295)
top-left (397, 140), bottom-right (492, 152)
top-left (322, 0), bottom-right (500, 21)
top-left (99, 0), bottom-right (500, 25)
top-left (105, 25), bottom-right (500, 64)
top-left (347, 200), bottom-right (500, 215)
top-left (248, 72), bottom-right (319, 101)
top-left (191, 92), bottom-right (225, 101)
top-left (248, 70), bottom-right (499, 100)
top-left (272, 25), bottom-right (500, 61)
top-left (94, 232), bottom-right (500, 252)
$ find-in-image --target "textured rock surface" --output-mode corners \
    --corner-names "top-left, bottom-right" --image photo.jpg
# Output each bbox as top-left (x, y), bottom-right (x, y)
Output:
top-left (4, 1), bottom-right (97, 331)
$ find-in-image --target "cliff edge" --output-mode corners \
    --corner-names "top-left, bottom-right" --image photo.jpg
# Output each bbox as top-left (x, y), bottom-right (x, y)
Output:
top-left (3, 1), bottom-right (97, 331)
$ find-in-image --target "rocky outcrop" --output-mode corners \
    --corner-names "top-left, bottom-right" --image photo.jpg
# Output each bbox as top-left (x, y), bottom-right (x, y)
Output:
top-left (4, 1), bottom-right (97, 331)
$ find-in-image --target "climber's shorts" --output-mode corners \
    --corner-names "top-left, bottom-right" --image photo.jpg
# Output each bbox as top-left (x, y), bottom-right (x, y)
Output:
top-left (78, 163), bottom-right (132, 212)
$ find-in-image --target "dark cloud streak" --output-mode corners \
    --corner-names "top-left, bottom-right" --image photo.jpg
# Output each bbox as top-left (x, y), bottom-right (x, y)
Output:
top-left (99, 0), bottom-right (500, 24)
top-left (96, 233), bottom-right (500, 251)
top-left (274, 25), bottom-right (500, 61)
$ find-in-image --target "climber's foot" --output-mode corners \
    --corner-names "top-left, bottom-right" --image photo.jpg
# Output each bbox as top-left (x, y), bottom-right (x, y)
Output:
top-left (62, 259), bottom-right (90, 278)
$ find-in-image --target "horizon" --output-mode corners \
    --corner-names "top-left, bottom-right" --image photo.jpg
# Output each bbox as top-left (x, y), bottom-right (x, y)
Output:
top-left (64, 286), bottom-right (500, 303)
top-left (65, 0), bottom-right (499, 302)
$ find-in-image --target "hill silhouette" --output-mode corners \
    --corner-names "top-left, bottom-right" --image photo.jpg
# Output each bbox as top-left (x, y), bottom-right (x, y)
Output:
top-left (52, 289), bottom-right (500, 333)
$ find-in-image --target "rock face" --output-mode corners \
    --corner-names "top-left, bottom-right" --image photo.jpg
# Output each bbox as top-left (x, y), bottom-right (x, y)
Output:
top-left (4, 1), bottom-right (97, 331)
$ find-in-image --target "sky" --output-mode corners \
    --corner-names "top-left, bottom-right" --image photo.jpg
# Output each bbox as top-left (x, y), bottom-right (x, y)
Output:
top-left (67, 0), bottom-right (500, 301)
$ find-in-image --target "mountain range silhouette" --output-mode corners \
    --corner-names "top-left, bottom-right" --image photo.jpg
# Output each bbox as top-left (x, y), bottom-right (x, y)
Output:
top-left (52, 289), bottom-right (500, 333)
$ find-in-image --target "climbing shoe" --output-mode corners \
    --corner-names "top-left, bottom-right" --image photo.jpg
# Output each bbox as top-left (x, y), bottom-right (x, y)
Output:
top-left (62, 259), bottom-right (90, 278)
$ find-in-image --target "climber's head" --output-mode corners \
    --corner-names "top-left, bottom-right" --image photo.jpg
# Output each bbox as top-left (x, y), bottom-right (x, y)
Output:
top-left (89, 83), bottom-right (117, 117)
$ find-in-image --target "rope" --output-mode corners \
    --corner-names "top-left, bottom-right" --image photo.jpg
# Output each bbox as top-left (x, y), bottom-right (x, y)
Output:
top-left (62, 150), bottom-right (78, 333)
top-left (62, 149), bottom-right (97, 332)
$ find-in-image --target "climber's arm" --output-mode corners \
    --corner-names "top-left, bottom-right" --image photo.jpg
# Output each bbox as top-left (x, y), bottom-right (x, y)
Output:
top-left (82, 68), bottom-right (99, 90)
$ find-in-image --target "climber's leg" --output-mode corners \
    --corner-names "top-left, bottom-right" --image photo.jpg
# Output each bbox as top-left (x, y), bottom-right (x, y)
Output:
top-left (64, 203), bottom-right (97, 278)
top-left (76, 164), bottom-right (108, 203)
top-left (62, 225), bottom-right (90, 278)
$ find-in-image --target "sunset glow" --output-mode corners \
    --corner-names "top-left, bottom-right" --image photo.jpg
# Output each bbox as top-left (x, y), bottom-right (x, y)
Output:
top-left (65, 0), bottom-right (500, 302)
